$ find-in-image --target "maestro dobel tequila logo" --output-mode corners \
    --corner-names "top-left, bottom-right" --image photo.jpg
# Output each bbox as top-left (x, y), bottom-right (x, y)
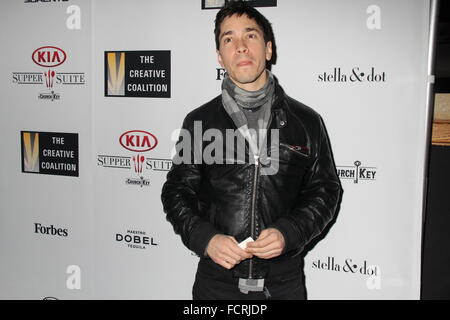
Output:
top-left (116, 229), bottom-right (158, 250)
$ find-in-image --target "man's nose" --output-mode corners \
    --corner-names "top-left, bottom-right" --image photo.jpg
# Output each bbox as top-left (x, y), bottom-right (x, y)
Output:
top-left (235, 39), bottom-right (248, 53)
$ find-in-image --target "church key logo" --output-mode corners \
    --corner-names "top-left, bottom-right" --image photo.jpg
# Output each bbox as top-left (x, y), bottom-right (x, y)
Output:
top-left (105, 51), bottom-right (170, 98)
top-left (336, 161), bottom-right (377, 184)
top-left (202, 0), bottom-right (277, 10)
top-left (21, 131), bottom-right (79, 177)
top-left (97, 130), bottom-right (172, 187)
top-left (12, 46), bottom-right (85, 101)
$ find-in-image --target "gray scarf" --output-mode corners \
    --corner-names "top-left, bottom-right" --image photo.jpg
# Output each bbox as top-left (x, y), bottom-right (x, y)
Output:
top-left (221, 70), bottom-right (275, 162)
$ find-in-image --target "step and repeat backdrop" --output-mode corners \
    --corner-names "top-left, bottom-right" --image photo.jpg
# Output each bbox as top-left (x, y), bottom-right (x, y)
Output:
top-left (0, 0), bottom-right (432, 299)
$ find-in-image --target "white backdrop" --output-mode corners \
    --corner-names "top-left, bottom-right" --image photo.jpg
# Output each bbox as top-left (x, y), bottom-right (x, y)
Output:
top-left (0, 0), bottom-right (432, 299)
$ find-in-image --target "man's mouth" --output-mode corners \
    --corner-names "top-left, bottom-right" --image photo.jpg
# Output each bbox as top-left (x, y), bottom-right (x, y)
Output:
top-left (237, 60), bottom-right (252, 67)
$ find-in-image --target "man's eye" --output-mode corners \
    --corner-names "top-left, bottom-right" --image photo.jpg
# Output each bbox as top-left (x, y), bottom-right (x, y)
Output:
top-left (223, 38), bottom-right (231, 44)
top-left (248, 33), bottom-right (257, 39)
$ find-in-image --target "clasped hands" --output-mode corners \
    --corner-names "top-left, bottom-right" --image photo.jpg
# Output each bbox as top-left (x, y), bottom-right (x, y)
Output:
top-left (206, 228), bottom-right (285, 270)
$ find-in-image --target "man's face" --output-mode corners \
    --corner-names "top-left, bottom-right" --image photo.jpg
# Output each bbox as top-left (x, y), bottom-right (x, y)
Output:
top-left (217, 14), bottom-right (272, 91)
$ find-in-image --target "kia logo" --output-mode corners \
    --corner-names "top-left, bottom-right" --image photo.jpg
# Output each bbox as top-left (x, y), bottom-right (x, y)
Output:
top-left (119, 130), bottom-right (158, 152)
top-left (32, 46), bottom-right (67, 68)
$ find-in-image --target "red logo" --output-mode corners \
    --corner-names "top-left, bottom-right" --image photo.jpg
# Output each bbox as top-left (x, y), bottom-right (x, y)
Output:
top-left (119, 130), bottom-right (158, 152)
top-left (32, 46), bottom-right (67, 68)
top-left (132, 154), bottom-right (145, 174)
top-left (44, 70), bottom-right (56, 88)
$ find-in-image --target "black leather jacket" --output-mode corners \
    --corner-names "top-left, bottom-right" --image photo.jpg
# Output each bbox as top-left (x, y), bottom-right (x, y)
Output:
top-left (161, 82), bottom-right (342, 279)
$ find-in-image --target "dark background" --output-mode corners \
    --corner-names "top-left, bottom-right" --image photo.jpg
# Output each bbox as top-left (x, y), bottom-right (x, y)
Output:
top-left (421, 0), bottom-right (450, 300)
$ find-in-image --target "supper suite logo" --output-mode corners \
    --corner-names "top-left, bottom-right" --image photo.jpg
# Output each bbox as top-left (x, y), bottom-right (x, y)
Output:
top-left (97, 130), bottom-right (172, 187)
top-left (12, 46), bottom-right (85, 101)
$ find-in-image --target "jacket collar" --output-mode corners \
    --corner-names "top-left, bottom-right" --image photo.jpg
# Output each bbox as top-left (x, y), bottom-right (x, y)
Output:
top-left (272, 76), bottom-right (287, 129)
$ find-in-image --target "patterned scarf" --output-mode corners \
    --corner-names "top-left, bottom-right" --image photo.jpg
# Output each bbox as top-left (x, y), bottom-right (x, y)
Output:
top-left (221, 70), bottom-right (275, 163)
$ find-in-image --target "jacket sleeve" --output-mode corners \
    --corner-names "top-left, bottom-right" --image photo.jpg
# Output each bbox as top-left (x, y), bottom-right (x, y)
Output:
top-left (269, 116), bottom-right (343, 254)
top-left (161, 116), bottom-right (220, 257)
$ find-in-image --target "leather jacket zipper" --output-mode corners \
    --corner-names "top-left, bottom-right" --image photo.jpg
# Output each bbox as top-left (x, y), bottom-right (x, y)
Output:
top-left (247, 108), bottom-right (277, 279)
top-left (249, 155), bottom-right (260, 279)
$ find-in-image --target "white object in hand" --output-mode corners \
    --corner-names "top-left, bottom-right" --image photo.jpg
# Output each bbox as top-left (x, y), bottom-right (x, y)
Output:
top-left (238, 237), bottom-right (254, 249)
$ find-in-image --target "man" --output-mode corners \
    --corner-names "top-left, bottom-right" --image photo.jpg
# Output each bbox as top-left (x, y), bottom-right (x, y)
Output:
top-left (161, 1), bottom-right (342, 300)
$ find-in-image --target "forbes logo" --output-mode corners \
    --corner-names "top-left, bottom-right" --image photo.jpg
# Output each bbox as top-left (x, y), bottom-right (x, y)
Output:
top-left (34, 223), bottom-right (68, 237)
top-left (119, 130), bottom-right (158, 152)
top-left (32, 46), bottom-right (67, 68)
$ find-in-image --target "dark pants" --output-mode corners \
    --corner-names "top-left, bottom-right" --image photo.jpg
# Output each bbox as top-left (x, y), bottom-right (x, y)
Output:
top-left (193, 256), bottom-right (306, 300)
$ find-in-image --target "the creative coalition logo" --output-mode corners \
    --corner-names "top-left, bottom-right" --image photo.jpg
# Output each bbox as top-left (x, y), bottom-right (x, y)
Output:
top-left (97, 130), bottom-right (172, 187)
top-left (34, 223), bottom-right (68, 237)
top-left (116, 229), bottom-right (158, 250)
top-left (318, 67), bottom-right (386, 83)
top-left (311, 256), bottom-right (381, 290)
top-left (21, 131), bottom-right (79, 177)
top-left (337, 161), bottom-right (377, 184)
top-left (12, 46), bottom-right (85, 101)
top-left (202, 0), bottom-right (277, 10)
top-left (105, 51), bottom-right (170, 98)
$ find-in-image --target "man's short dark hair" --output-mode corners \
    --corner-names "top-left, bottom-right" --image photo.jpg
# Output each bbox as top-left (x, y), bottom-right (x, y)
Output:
top-left (214, 0), bottom-right (277, 68)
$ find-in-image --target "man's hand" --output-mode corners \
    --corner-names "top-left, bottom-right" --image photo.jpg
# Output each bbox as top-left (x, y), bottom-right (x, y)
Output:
top-left (206, 234), bottom-right (253, 269)
top-left (246, 228), bottom-right (285, 259)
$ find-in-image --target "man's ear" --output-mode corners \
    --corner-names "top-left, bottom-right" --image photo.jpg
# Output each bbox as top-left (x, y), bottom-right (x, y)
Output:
top-left (217, 50), bottom-right (224, 67)
top-left (265, 41), bottom-right (273, 61)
